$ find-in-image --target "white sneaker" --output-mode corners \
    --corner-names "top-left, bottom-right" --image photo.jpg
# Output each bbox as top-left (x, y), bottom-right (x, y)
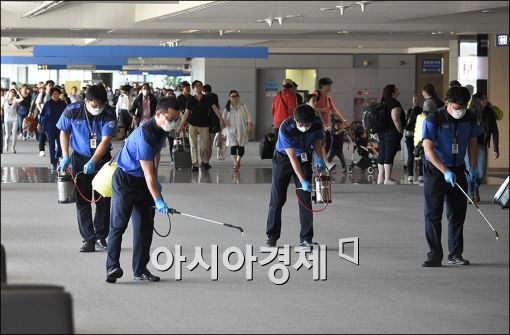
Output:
top-left (326, 162), bottom-right (337, 172)
top-left (407, 176), bottom-right (414, 184)
top-left (418, 176), bottom-right (424, 183)
top-left (39, 151), bottom-right (45, 157)
top-left (384, 179), bottom-right (397, 185)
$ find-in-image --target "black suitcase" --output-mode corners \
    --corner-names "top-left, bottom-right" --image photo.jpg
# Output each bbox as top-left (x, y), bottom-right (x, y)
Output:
top-left (173, 132), bottom-right (192, 169)
top-left (259, 133), bottom-right (276, 159)
top-left (493, 176), bottom-right (509, 209)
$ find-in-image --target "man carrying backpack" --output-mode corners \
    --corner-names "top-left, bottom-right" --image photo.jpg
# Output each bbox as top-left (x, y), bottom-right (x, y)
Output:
top-left (272, 79), bottom-right (298, 139)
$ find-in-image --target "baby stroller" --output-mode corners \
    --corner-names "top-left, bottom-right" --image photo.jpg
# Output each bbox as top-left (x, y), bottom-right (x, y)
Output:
top-left (345, 122), bottom-right (378, 175)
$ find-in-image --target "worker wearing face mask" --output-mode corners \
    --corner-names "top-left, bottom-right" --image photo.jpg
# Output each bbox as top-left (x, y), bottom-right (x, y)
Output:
top-left (265, 104), bottom-right (326, 250)
top-left (56, 85), bottom-right (118, 253)
top-left (421, 86), bottom-right (483, 267)
top-left (129, 83), bottom-right (157, 130)
top-left (105, 97), bottom-right (181, 283)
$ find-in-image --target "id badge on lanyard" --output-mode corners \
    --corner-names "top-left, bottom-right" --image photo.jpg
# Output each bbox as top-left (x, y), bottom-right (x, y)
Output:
top-left (452, 143), bottom-right (458, 154)
top-left (300, 152), bottom-right (308, 162)
top-left (90, 135), bottom-right (97, 149)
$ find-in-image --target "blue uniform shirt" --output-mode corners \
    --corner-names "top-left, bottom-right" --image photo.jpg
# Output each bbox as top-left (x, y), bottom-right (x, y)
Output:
top-left (56, 101), bottom-right (117, 157)
top-left (117, 118), bottom-right (167, 177)
top-left (276, 116), bottom-right (324, 156)
top-left (422, 107), bottom-right (482, 167)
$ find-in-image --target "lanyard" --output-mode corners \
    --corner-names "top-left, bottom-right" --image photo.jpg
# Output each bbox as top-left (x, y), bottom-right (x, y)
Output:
top-left (84, 110), bottom-right (96, 138)
top-left (443, 112), bottom-right (459, 144)
top-left (443, 112), bottom-right (460, 164)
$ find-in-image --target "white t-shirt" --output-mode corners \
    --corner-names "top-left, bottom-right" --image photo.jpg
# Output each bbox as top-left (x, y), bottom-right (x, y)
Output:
top-left (69, 94), bottom-right (82, 103)
top-left (3, 100), bottom-right (18, 122)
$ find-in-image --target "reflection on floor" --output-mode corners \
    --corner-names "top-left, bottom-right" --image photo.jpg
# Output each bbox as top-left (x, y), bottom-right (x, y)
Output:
top-left (2, 165), bottom-right (381, 184)
top-left (2, 164), bottom-right (507, 185)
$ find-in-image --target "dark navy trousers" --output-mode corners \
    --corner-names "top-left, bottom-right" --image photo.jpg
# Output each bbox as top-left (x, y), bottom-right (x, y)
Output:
top-left (423, 161), bottom-right (468, 260)
top-left (71, 151), bottom-right (111, 242)
top-left (106, 168), bottom-right (155, 277)
top-left (266, 150), bottom-right (314, 243)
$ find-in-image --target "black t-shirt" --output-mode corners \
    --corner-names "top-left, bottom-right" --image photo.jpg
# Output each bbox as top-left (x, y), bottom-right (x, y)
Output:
top-left (207, 92), bottom-right (220, 133)
top-left (187, 94), bottom-right (214, 127)
top-left (18, 93), bottom-right (32, 110)
top-left (384, 97), bottom-right (404, 135)
top-left (177, 94), bottom-right (191, 111)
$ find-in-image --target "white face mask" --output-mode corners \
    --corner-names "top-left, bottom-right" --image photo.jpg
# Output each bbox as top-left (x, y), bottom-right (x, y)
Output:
top-left (87, 101), bottom-right (104, 115)
top-left (89, 107), bottom-right (104, 116)
top-left (451, 108), bottom-right (467, 119)
top-left (297, 124), bottom-right (311, 132)
top-left (162, 116), bottom-right (181, 132)
top-left (142, 89), bottom-right (149, 96)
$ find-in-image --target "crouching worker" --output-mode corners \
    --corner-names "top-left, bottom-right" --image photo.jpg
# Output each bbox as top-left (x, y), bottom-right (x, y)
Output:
top-left (266, 104), bottom-right (326, 249)
top-left (106, 97), bottom-right (182, 283)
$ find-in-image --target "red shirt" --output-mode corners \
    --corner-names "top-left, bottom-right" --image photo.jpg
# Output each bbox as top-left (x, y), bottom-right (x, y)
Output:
top-left (312, 90), bottom-right (334, 127)
top-left (272, 89), bottom-right (297, 129)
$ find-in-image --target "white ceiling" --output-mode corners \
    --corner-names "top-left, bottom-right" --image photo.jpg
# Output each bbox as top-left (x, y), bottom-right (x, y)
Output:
top-left (1, 1), bottom-right (508, 57)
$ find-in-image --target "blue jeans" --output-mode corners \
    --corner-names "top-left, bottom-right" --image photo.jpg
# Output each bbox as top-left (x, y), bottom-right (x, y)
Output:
top-left (464, 145), bottom-right (487, 196)
top-left (17, 106), bottom-right (28, 137)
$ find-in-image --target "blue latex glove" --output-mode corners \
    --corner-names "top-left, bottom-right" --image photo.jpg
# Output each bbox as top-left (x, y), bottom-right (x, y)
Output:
top-left (444, 169), bottom-right (456, 187)
top-left (315, 157), bottom-right (326, 172)
top-left (83, 159), bottom-right (96, 174)
top-left (155, 197), bottom-right (169, 214)
top-left (467, 167), bottom-right (477, 183)
top-left (300, 179), bottom-right (312, 193)
top-left (57, 156), bottom-right (71, 173)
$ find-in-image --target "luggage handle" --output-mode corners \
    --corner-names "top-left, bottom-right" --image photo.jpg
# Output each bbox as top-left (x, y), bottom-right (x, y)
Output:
top-left (174, 130), bottom-right (188, 150)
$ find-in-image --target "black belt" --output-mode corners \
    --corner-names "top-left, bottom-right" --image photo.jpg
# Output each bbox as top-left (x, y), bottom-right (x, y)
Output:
top-left (276, 150), bottom-right (312, 165)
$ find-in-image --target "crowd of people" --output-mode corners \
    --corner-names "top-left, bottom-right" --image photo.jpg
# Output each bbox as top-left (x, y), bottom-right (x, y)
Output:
top-left (0, 75), bottom-right (503, 275)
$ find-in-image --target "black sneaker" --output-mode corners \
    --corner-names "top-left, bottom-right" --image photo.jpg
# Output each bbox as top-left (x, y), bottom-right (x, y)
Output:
top-left (266, 238), bottom-right (277, 247)
top-left (95, 238), bottom-right (107, 251)
top-left (190, 166), bottom-right (199, 172)
top-left (422, 257), bottom-right (442, 267)
top-left (80, 240), bottom-right (95, 252)
top-left (201, 162), bottom-right (211, 170)
top-left (106, 267), bottom-right (123, 283)
top-left (133, 269), bottom-right (160, 282)
top-left (447, 255), bottom-right (470, 265)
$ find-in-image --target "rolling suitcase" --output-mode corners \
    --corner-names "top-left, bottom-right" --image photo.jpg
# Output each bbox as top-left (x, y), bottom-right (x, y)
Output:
top-left (173, 131), bottom-right (192, 170)
top-left (259, 133), bottom-right (276, 159)
top-left (493, 176), bottom-right (509, 209)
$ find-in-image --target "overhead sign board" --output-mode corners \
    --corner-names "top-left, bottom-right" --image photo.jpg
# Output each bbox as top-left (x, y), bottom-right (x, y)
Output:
top-left (496, 34), bottom-right (508, 46)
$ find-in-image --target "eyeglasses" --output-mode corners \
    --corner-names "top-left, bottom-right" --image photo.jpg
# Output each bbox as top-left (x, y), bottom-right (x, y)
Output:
top-left (230, 95), bottom-right (239, 98)
top-left (162, 113), bottom-right (181, 123)
top-left (87, 100), bottom-right (105, 109)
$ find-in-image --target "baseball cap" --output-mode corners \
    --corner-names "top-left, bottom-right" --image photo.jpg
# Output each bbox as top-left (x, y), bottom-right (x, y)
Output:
top-left (283, 78), bottom-right (294, 88)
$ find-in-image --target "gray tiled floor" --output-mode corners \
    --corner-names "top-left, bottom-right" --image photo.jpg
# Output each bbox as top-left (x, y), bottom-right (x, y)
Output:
top-left (1, 138), bottom-right (509, 334)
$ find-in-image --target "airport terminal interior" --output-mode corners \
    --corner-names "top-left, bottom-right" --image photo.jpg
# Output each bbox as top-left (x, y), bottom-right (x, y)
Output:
top-left (1, 1), bottom-right (509, 334)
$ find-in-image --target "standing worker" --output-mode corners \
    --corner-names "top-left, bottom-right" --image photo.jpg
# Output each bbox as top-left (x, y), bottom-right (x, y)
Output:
top-left (421, 86), bottom-right (482, 267)
top-left (56, 85), bottom-right (118, 252)
top-left (105, 97), bottom-right (182, 283)
top-left (266, 104), bottom-right (326, 249)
